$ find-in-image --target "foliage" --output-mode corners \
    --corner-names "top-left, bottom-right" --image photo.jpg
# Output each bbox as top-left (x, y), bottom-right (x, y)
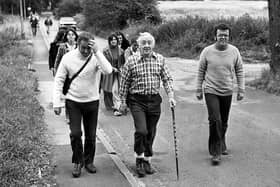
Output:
top-left (124, 14), bottom-right (269, 62)
top-left (248, 69), bottom-right (280, 95)
top-left (0, 23), bottom-right (56, 186)
top-left (82, 0), bottom-right (161, 32)
top-left (54, 0), bottom-right (82, 18)
top-left (0, 0), bottom-right (49, 14)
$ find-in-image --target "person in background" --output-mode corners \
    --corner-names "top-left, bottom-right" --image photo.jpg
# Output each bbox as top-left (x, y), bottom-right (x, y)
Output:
top-left (119, 32), bottom-right (176, 178)
top-left (54, 28), bottom-right (78, 75)
top-left (44, 15), bottom-right (53, 35)
top-left (124, 37), bottom-right (140, 61)
top-left (53, 32), bottom-right (112, 178)
top-left (49, 30), bottom-right (65, 75)
top-left (115, 31), bottom-right (130, 51)
top-left (30, 14), bottom-right (39, 36)
top-left (100, 33), bottom-right (125, 116)
top-left (196, 23), bottom-right (245, 165)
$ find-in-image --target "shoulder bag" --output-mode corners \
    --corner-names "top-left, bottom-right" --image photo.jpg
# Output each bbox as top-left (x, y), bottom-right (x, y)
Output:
top-left (62, 53), bottom-right (93, 95)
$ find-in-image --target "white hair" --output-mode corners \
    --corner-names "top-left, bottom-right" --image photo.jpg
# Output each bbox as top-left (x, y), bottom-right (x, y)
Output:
top-left (137, 32), bottom-right (155, 48)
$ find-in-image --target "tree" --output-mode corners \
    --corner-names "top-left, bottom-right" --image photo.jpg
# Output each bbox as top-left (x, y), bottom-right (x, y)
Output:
top-left (82, 0), bottom-right (161, 31)
top-left (268, 0), bottom-right (280, 77)
top-left (54, 0), bottom-right (82, 18)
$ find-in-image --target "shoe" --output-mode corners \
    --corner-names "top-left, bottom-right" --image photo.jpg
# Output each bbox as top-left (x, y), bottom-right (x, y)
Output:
top-left (143, 160), bottom-right (155, 174)
top-left (85, 163), bottom-right (97, 173)
top-left (211, 155), bottom-right (221, 165)
top-left (113, 110), bottom-right (122, 116)
top-left (136, 158), bottom-right (145, 178)
top-left (72, 163), bottom-right (82, 178)
top-left (222, 150), bottom-right (229, 155)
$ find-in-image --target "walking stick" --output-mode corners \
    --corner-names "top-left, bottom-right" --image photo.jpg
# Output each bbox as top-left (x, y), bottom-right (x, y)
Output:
top-left (171, 107), bottom-right (179, 180)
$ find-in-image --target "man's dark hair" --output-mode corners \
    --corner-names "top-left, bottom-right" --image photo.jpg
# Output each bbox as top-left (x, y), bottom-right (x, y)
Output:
top-left (77, 32), bottom-right (94, 44)
top-left (214, 23), bottom-right (231, 36)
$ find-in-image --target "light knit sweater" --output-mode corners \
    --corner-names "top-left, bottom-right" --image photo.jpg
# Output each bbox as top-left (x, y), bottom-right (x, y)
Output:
top-left (196, 44), bottom-right (245, 96)
top-left (53, 49), bottom-right (112, 107)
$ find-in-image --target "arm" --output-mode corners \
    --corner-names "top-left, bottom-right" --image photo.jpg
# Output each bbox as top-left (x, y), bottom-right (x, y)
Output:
top-left (119, 62), bottom-right (132, 104)
top-left (235, 49), bottom-right (245, 100)
top-left (54, 45), bottom-right (65, 73)
top-left (196, 49), bottom-right (207, 95)
top-left (95, 50), bottom-right (112, 74)
top-left (53, 56), bottom-right (68, 109)
top-left (160, 57), bottom-right (174, 100)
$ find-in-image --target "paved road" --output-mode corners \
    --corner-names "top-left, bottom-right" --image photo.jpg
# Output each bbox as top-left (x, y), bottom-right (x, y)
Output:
top-left (37, 16), bottom-right (279, 187)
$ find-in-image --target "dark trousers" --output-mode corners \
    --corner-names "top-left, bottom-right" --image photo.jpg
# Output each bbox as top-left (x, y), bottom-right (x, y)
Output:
top-left (103, 91), bottom-right (113, 110)
top-left (127, 94), bottom-right (162, 157)
top-left (205, 93), bottom-right (232, 156)
top-left (31, 27), bottom-right (37, 36)
top-left (65, 99), bottom-right (99, 164)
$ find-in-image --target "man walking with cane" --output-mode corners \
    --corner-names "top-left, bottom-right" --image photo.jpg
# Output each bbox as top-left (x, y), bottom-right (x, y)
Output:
top-left (119, 32), bottom-right (176, 178)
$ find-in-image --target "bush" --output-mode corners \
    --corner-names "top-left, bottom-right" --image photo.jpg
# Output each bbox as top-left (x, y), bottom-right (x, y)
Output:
top-left (0, 24), bottom-right (55, 186)
top-left (83, 0), bottom-right (160, 32)
top-left (54, 0), bottom-right (82, 18)
top-left (248, 69), bottom-right (280, 95)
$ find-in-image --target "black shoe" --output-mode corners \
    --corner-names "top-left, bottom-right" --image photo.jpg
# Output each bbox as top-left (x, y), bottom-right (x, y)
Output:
top-left (72, 163), bottom-right (82, 178)
top-left (136, 158), bottom-right (145, 178)
top-left (85, 163), bottom-right (97, 173)
top-left (143, 160), bottom-right (155, 175)
top-left (222, 150), bottom-right (229, 155)
top-left (211, 155), bottom-right (221, 166)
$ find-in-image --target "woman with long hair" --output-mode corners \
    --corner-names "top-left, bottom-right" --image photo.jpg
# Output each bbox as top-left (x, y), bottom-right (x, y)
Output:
top-left (101, 33), bottom-right (125, 116)
top-left (49, 30), bottom-right (65, 76)
top-left (115, 31), bottom-right (130, 51)
top-left (54, 28), bottom-right (79, 74)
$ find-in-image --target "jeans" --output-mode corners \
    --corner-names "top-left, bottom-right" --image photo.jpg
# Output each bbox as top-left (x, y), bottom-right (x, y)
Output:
top-left (66, 99), bottom-right (99, 164)
top-left (205, 93), bottom-right (232, 156)
top-left (127, 94), bottom-right (162, 157)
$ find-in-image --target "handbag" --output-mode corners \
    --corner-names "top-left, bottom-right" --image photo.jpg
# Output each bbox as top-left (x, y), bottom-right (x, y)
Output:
top-left (62, 53), bottom-right (93, 95)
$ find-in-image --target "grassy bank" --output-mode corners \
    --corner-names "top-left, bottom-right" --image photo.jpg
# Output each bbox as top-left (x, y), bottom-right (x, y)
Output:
top-left (0, 16), bottom-right (56, 186)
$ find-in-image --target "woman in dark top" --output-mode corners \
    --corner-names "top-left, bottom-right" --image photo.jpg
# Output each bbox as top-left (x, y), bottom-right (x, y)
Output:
top-left (49, 30), bottom-right (65, 76)
top-left (54, 28), bottom-right (78, 75)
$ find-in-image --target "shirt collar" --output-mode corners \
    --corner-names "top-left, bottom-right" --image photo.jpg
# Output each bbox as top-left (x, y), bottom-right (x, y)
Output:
top-left (140, 52), bottom-right (157, 61)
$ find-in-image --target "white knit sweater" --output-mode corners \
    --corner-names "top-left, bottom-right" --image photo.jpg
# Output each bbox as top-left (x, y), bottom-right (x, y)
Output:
top-left (53, 49), bottom-right (112, 107)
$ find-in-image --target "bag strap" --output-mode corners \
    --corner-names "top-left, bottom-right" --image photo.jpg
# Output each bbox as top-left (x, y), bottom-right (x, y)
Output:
top-left (70, 53), bottom-right (93, 82)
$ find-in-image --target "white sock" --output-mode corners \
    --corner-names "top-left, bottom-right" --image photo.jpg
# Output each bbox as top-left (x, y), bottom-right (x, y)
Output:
top-left (144, 156), bottom-right (151, 163)
top-left (135, 152), bottom-right (144, 158)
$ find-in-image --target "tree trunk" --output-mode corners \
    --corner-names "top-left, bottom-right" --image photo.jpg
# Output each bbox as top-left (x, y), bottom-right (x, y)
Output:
top-left (268, 0), bottom-right (280, 77)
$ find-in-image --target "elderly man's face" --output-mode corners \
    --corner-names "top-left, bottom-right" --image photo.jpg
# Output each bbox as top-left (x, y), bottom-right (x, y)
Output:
top-left (139, 38), bottom-right (153, 56)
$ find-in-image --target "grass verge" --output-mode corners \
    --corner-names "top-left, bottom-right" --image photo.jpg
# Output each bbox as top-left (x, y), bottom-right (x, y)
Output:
top-left (0, 16), bottom-right (56, 186)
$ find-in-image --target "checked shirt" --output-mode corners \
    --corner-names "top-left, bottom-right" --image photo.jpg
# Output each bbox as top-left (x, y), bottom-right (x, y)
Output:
top-left (119, 52), bottom-right (174, 103)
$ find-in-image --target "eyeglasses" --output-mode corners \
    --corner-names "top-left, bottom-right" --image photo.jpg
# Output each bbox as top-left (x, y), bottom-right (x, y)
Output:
top-left (217, 34), bottom-right (229, 38)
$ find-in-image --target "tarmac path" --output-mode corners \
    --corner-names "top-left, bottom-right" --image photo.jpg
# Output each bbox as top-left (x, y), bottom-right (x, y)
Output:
top-left (34, 16), bottom-right (279, 187)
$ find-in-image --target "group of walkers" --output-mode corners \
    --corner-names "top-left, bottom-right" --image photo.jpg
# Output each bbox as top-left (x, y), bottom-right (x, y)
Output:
top-left (51, 23), bottom-right (244, 179)
top-left (29, 13), bottom-right (53, 37)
